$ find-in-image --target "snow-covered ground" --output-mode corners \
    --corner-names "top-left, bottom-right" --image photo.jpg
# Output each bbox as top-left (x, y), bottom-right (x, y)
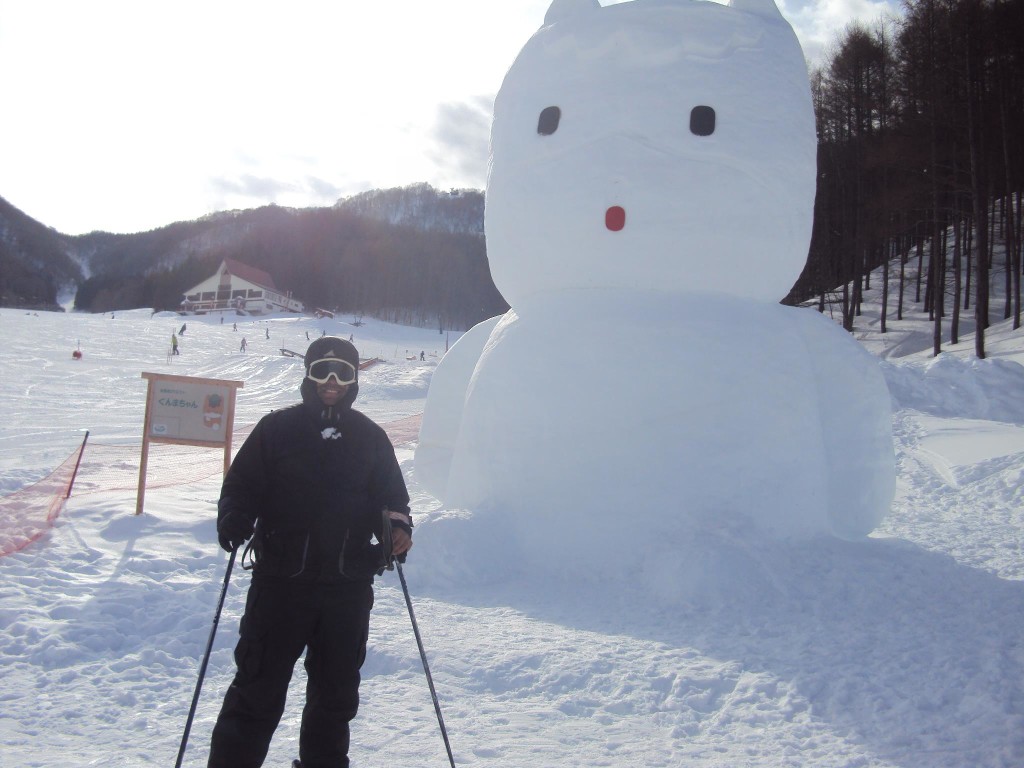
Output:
top-left (1, 298), bottom-right (1023, 767)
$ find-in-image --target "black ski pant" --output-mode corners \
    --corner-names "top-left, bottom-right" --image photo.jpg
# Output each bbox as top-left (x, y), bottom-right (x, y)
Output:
top-left (207, 576), bottom-right (374, 768)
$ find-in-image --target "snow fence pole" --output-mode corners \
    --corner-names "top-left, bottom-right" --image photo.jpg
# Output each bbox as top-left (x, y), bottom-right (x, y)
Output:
top-left (395, 558), bottom-right (456, 767)
top-left (175, 547), bottom-right (237, 768)
top-left (65, 430), bottom-right (89, 499)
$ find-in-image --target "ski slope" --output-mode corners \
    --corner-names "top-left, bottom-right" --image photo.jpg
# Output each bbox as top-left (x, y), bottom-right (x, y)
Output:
top-left (0, 304), bottom-right (1022, 767)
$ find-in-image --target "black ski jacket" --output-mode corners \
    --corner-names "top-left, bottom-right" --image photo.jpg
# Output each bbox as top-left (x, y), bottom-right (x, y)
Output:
top-left (218, 379), bottom-right (410, 583)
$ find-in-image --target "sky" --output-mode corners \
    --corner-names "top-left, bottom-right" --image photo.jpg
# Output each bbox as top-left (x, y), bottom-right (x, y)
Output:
top-left (0, 0), bottom-right (898, 236)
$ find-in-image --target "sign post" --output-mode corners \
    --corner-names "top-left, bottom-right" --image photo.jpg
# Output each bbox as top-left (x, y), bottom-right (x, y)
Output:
top-left (137, 373), bottom-right (244, 515)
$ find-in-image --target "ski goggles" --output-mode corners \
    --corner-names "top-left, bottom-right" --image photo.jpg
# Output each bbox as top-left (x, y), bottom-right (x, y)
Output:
top-left (306, 357), bottom-right (357, 385)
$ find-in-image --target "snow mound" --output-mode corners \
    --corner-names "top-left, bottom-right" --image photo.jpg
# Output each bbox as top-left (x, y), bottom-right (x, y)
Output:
top-left (882, 355), bottom-right (1024, 424)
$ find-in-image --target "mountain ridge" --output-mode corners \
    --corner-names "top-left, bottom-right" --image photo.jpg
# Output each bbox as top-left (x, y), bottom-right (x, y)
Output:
top-left (0, 184), bottom-right (501, 329)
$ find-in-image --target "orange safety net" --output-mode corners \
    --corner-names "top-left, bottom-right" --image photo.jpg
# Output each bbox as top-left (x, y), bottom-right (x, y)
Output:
top-left (0, 439), bottom-right (86, 557)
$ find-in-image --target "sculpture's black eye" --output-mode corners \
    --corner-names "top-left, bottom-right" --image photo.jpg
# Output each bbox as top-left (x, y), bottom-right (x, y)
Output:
top-left (690, 106), bottom-right (716, 136)
top-left (538, 106), bottom-right (561, 135)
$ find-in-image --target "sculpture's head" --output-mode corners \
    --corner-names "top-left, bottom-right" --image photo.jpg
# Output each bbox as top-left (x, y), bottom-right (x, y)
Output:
top-left (485, 0), bottom-right (816, 305)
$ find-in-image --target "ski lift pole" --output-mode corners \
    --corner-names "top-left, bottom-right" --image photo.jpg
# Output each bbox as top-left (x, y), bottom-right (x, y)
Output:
top-left (175, 547), bottom-right (237, 768)
top-left (395, 558), bottom-right (456, 767)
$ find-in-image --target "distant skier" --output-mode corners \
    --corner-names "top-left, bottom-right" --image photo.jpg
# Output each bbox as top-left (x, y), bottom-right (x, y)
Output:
top-left (265, 327), bottom-right (270, 340)
top-left (179, 323), bottom-right (187, 335)
top-left (171, 333), bottom-right (180, 355)
top-left (240, 337), bottom-right (247, 353)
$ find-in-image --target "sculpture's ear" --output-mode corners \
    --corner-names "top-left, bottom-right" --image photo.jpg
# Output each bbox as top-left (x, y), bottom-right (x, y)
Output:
top-left (544, 0), bottom-right (601, 26)
top-left (728, 0), bottom-right (786, 21)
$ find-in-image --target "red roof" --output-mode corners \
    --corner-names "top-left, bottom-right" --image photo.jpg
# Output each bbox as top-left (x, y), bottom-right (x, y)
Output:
top-left (222, 259), bottom-right (277, 290)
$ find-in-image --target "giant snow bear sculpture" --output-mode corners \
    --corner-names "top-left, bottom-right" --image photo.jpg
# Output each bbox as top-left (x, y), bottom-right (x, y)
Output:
top-left (416, 0), bottom-right (895, 572)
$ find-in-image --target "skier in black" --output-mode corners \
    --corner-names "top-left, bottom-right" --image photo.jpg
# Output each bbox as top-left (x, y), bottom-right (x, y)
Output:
top-left (208, 336), bottom-right (413, 768)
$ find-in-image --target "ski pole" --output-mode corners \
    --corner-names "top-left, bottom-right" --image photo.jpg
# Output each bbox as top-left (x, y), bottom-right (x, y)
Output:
top-left (175, 548), bottom-right (237, 768)
top-left (394, 558), bottom-right (456, 767)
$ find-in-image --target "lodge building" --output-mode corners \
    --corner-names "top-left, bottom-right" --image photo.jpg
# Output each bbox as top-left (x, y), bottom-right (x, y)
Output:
top-left (181, 259), bottom-right (304, 315)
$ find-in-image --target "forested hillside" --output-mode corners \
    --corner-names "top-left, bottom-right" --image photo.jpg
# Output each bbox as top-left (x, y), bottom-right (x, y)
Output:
top-left (792, 0), bottom-right (1023, 359)
top-left (0, 197), bottom-right (83, 311)
top-left (0, 185), bottom-right (504, 330)
top-left (336, 183), bottom-right (484, 235)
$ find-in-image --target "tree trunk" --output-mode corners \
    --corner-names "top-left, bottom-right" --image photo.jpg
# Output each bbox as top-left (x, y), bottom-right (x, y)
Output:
top-left (952, 213), bottom-right (962, 345)
top-left (898, 234), bottom-right (908, 321)
top-left (881, 243), bottom-right (890, 333)
top-left (965, 26), bottom-right (988, 359)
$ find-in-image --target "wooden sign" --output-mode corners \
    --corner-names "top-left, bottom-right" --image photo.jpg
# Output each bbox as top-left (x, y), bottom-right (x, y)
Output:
top-left (137, 372), bottom-right (244, 515)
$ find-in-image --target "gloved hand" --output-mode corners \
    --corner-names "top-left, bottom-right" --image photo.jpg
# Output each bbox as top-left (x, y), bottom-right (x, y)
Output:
top-left (217, 509), bottom-right (254, 553)
top-left (382, 509), bottom-right (413, 566)
top-left (391, 529), bottom-right (412, 564)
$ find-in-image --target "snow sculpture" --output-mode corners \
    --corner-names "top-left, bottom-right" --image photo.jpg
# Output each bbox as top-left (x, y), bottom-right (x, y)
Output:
top-left (416, 0), bottom-right (895, 574)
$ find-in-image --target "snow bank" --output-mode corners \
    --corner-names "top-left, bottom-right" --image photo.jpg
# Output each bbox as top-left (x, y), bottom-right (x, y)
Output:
top-left (882, 354), bottom-right (1024, 423)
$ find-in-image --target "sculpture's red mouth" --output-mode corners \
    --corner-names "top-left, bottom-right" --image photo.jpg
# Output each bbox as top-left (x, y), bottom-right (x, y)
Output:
top-left (605, 206), bottom-right (626, 231)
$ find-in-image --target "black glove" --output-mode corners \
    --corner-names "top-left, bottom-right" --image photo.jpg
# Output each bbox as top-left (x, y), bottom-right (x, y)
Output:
top-left (217, 509), bottom-right (254, 553)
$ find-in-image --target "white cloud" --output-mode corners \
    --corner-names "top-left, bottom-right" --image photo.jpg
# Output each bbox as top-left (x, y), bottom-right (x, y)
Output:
top-left (428, 97), bottom-right (494, 190)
